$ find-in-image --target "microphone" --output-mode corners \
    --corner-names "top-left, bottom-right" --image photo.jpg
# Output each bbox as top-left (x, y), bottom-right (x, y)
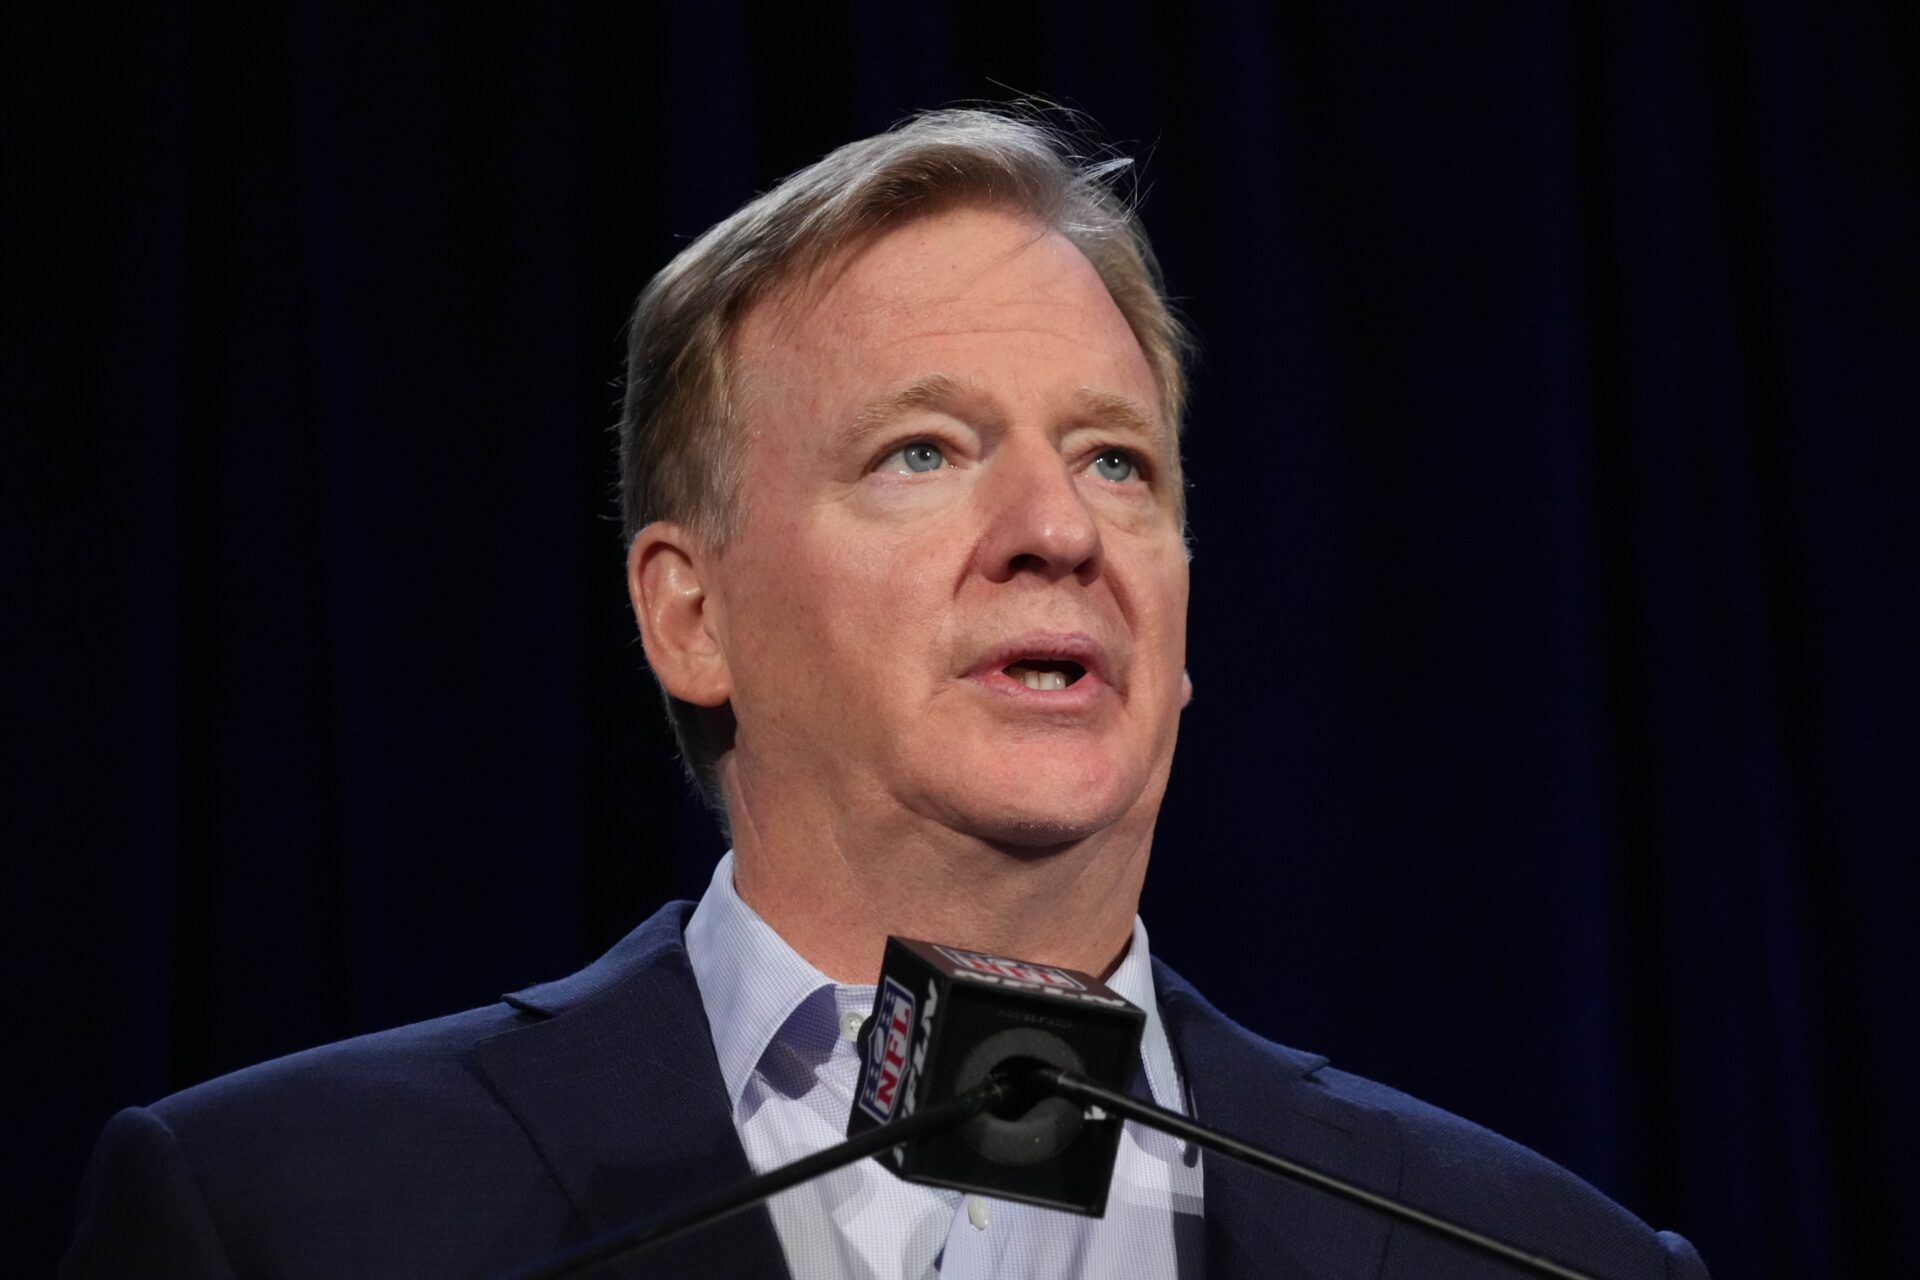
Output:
top-left (844, 935), bottom-right (1144, 1215)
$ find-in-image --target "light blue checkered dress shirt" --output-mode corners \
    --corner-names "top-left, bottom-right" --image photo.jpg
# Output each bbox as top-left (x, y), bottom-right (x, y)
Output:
top-left (684, 852), bottom-right (1205, 1279)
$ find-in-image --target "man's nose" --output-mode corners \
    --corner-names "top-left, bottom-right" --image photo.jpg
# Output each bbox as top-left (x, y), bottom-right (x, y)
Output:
top-left (974, 441), bottom-right (1104, 584)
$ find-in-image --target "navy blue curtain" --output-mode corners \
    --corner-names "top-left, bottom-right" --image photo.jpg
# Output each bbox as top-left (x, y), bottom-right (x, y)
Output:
top-left (11, 3), bottom-right (1914, 1276)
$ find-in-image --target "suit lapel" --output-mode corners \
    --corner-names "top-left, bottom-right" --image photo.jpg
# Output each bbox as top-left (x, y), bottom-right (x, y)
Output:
top-left (1155, 961), bottom-right (1401, 1280)
top-left (471, 903), bottom-right (790, 1280)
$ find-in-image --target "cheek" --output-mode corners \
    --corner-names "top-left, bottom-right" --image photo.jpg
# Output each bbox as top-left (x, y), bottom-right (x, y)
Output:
top-left (729, 528), bottom-right (947, 707)
top-left (817, 539), bottom-right (958, 684)
top-left (1158, 574), bottom-right (1191, 665)
top-left (1127, 542), bottom-right (1192, 656)
top-left (1135, 562), bottom-right (1192, 727)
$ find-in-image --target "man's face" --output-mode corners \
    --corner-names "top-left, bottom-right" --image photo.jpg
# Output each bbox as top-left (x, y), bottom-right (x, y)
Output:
top-left (709, 204), bottom-right (1190, 849)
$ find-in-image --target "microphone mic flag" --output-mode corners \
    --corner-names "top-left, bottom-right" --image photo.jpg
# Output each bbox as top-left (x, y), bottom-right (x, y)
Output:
top-left (846, 936), bottom-right (1145, 1216)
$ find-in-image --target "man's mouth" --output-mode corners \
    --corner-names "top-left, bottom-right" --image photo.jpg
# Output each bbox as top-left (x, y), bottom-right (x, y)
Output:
top-left (1002, 658), bottom-right (1088, 692)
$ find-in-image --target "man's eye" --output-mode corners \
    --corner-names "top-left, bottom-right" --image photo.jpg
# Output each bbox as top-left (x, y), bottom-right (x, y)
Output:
top-left (881, 441), bottom-right (948, 474)
top-left (1092, 449), bottom-right (1138, 483)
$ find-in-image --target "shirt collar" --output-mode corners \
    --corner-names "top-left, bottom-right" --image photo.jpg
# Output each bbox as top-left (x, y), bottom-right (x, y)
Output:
top-left (1106, 912), bottom-right (1186, 1113)
top-left (684, 851), bottom-right (844, 1114)
top-left (684, 850), bottom-right (1186, 1116)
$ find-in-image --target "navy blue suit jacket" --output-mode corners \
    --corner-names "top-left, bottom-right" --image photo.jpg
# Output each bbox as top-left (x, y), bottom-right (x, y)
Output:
top-left (65, 903), bottom-right (1708, 1278)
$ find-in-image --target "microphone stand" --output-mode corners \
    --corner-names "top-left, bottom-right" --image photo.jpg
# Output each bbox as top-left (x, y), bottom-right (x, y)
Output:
top-left (1029, 1065), bottom-right (1605, 1280)
top-left (496, 1077), bottom-right (1010, 1280)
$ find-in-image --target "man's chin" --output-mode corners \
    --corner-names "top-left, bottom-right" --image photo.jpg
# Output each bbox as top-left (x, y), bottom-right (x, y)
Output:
top-left (890, 733), bottom-right (1151, 850)
top-left (972, 814), bottom-right (1117, 854)
top-left (927, 779), bottom-right (1137, 853)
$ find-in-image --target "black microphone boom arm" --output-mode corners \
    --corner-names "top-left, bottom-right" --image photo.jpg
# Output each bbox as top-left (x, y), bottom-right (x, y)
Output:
top-left (1029, 1065), bottom-right (1606, 1280)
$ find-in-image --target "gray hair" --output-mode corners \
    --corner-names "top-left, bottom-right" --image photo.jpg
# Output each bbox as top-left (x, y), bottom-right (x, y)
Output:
top-left (617, 105), bottom-right (1191, 808)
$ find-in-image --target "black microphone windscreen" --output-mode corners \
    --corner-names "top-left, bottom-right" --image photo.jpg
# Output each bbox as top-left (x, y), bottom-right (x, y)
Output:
top-left (846, 937), bottom-right (1144, 1216)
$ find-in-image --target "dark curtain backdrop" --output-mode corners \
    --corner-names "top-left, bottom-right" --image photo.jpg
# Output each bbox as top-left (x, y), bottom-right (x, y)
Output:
top-left (10, 3), bottom-right (1915, 1276)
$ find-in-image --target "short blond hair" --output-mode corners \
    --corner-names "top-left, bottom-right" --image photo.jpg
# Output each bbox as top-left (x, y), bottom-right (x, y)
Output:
top-left (618, 106), bottom-right (1191, 804)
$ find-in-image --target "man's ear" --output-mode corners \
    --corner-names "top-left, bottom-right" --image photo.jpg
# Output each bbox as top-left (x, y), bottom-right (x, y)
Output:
top-left (627, 522), bottom-right (732, 708)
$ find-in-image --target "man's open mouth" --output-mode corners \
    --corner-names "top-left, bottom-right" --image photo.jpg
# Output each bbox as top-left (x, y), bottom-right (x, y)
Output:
top-left (1002, 658), bottom-right (1088, 691)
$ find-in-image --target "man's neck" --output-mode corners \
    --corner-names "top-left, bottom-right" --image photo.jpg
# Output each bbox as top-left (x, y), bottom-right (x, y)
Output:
top-left (723, 779), bottom-right (1154, 984)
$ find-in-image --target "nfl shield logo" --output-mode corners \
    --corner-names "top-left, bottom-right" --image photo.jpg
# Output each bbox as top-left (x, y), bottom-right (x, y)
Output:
top-left (933, 943), bottom-right (1085, 991)
top-left (857, 977), bottom-right (917, 1123)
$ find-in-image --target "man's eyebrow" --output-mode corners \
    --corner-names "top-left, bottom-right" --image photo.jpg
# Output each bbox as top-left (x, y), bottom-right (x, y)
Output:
top-left (842, 373), bottom-right (977, 446)
top-left (839, 377), bottom-right (1168, 452)
top-left (1071, 388), bottom-right (1169, 450)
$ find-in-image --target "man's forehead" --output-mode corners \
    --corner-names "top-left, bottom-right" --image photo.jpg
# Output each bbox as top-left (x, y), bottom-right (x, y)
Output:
top-left (736, 206), bottom-right (1104, 344)
top-left (814, 204), bottom-right (1067, 296)
top-left (732, 213), bottom-right (1160, 414)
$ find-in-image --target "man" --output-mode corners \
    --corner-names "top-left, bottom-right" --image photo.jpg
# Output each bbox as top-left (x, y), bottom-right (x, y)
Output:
top-left (66, 109), bottom-right (1709, 1278)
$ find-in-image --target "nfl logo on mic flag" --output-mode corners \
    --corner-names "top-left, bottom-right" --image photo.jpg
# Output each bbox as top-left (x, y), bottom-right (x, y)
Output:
top-left (857, 977), bottom-right (917, 1123)
top-left (933, 945), bottom-right (1086, 990)
top-left (848, 936), bottom-right (1145, 1215)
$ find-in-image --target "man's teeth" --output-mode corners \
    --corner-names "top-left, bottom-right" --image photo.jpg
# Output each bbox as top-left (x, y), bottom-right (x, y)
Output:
top-left (1005, 660), bottom-right (1078, 691)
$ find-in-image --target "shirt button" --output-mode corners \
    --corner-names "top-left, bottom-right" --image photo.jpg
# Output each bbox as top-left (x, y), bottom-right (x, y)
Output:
top-left (839, 1011), bottom-right (864, 1042)
top-left (965, 1196), bottom-right (990, 1231)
